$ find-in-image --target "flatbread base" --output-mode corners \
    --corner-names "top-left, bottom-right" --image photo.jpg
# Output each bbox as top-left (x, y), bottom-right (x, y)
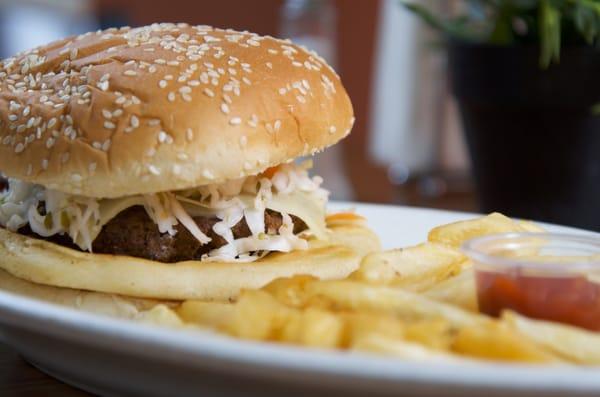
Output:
top-left (0, 218), bottom-right (380, 301)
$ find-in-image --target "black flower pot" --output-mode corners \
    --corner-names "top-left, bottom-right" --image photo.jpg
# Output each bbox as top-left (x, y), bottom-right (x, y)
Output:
top-left (449, 43), bottom-right (600, 231)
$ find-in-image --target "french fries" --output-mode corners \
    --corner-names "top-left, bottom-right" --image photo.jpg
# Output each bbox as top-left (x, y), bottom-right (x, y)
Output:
top-left (502, 311), bottom-right (600, 365)
top-left (351, 243), bottom-right (468, 292)
top-left (452, 321), bottom-right (562, 364)
top-left (148, 212), bottom-right (600, 367)
top-left (302, 280), bottom-right (483, 327)
top-left (428, 212), bottom-right (536, 248)
top-left (352, 334), bottom-right (465, 363)
top-left (424, 268), bottom-right (478, 312)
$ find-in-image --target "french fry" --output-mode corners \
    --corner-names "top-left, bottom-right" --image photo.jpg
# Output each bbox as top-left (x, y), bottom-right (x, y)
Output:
top-left (352, 334), bottom-right (465, 363)
top-left (452, 321), bottom-right (562, 364)
top-left (424, 268), bottom-right (478, 312)
top-left (403, 319), bottom-right (455, 350)
top-left (227, 290), bottom-right (294, 340)
top-left (340, 312), bottom-right (405, 347)
top-left (261, 276), bottom-right (315, 308)
top-left (136, 304), bottom-right (184, 327)
top-left (304, 280), bottom-right (484, 327)
top-left (351, 243), bottom-right (467, 292)
top-left (176, 300), bottom-right (235, 330)
top-left (428, 212), bottom-right (538, 248)
top-left (279, 308), bottom-right (344, 348)
top-left (502, 311), bottom-right (600, 365)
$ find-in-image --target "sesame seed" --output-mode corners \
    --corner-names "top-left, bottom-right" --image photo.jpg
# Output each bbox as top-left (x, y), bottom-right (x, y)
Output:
top-left (100, 73), bottom-right (110, 82)
top-left (46, 137), bottom-right (55, 148)
top-left (102, 139), bottom-right (111, 151)
top-left (167, 92), bottom-right (175, 102)
top-left (203, 88), bottom-right (215, 97)
top-left (158, 80), bottom-right (167, 88)
top-left (8, 114), bottom-right (17, 121)
top-left (202, 169), bottom-right (214, 179)
top-left (296, 95), bottom-right (306, 103)
top-left (148, 119), bottom-right (161, 126)
top-left (102, 109), bottom-right (112, 118)
top-left (220, 103), bottom-right (230, 114)
top-left (278, 88), bottom-right (286, 95)
top-left (186, 128), bottom-right (194, 141)
top-left (329, 126), bottom-right (337, 134)
top-left (179, 86), bottom-right (191, 94)
top-left (113, 109), bottom-right (123, 117)
top-left (266, 62), bottom-right (273, 69)
top-left (131, 115), bottom-right (139, 127)
top-left (48, 118), bottom-right (57, 128)
top-left (229, 117), bottom-right (241, 125)
top-left (14, 143), bottom-right (24, 153)
top-left (115, 96), bottom-right (126, 104)
top-left (274, 119), bottom-right (281, 131)
top-left (148, 165), bottom-right (160, 175)
top-left (158, 130), bottom-right (168, 143)
top-left (104, 121), bottom-right (116, 130)
top-left (23, 106), bottom-right (30, 116)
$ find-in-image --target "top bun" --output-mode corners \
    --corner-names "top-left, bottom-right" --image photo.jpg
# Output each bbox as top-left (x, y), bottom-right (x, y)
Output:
top-left (0, 23), bottom-right (353, 198)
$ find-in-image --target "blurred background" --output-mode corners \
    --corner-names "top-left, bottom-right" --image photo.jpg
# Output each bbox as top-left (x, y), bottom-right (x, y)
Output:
top-left (1, 0), bottom-right (598, 230)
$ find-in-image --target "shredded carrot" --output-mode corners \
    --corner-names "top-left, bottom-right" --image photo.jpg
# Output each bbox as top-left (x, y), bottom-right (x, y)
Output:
top-left (261, 165), bottom-right (281, 179)
top-left (326, 212), bottom-right (364, 222)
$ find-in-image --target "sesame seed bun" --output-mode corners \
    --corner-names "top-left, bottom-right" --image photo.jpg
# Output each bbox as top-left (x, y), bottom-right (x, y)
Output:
top-left (0, 23), bottom-right (353, 198)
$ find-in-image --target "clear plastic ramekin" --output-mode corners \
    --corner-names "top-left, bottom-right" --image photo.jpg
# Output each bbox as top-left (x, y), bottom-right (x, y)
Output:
top-left (462, 232), bottom-right (600, 330)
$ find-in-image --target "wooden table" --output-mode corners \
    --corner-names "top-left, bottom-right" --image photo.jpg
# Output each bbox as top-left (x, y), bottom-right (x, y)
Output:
top-left (0, 340), bottom-right (89, 396)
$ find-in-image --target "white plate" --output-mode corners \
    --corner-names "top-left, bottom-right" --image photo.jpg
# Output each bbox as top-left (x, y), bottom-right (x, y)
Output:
top-left (0, 202), bottom-right (598, 397)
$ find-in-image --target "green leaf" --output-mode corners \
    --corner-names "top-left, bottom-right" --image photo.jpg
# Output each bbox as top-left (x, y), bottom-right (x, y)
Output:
top-left (401, 2), bottom-right (481, 41)
top-left (539, 0), bottom-right (562, 68)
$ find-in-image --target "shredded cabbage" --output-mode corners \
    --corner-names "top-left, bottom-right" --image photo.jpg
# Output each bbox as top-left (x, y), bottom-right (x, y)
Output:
top-left (0, 161), bottom-right (329, 261)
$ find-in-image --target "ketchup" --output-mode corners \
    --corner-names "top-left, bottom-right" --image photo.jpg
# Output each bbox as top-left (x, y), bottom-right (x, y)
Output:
top-left (476, 270), bottom-right (600, 331)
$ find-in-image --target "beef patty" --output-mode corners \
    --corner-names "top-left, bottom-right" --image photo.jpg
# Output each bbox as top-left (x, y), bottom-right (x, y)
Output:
top-left (18, 206), bottom-right (307, 263)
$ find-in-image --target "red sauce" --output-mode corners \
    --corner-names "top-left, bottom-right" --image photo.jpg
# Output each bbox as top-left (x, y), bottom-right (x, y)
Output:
top-left (476, 270), bottom-right (600, 331)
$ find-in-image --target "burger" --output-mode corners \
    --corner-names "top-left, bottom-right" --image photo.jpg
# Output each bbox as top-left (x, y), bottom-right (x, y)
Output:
top-left (0, 23), bottom-right (379, 301)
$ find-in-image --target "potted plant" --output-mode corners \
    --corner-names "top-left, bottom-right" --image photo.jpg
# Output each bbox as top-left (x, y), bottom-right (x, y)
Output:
top-left (404, 0), bottom-right (600, 231)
